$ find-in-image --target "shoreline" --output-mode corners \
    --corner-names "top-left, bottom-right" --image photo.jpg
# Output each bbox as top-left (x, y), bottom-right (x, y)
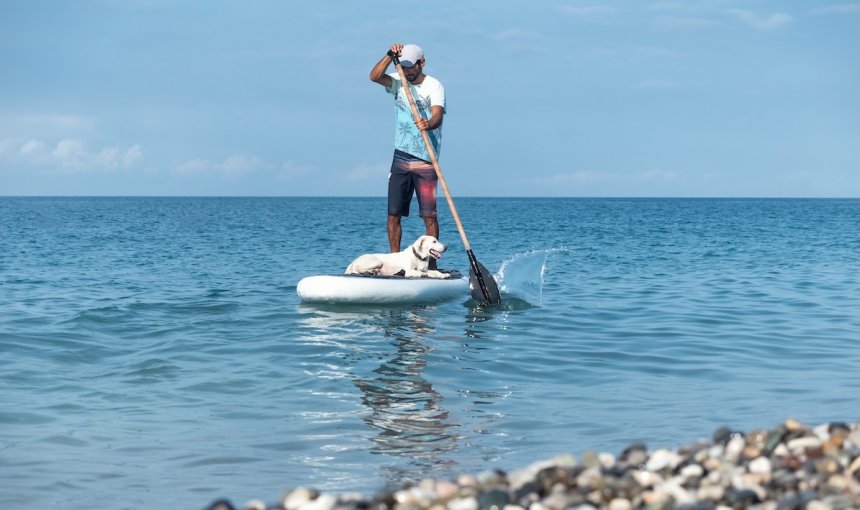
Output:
top-left (204, 418), bottom-right (859, 510)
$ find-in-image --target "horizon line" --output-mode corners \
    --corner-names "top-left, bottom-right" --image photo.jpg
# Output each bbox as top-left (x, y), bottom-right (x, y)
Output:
top-left (1, 195), bottom-right (858, 200)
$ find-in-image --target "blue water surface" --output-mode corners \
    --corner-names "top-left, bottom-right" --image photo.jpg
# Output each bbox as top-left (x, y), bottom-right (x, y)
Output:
top-left (0, 197), bottom-right (857, 510)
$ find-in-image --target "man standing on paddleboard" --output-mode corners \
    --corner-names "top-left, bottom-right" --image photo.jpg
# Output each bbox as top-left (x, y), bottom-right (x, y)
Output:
top-left (370, 43), bottom-right (446, 269)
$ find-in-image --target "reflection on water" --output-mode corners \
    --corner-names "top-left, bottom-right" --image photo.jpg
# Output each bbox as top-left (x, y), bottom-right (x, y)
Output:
top-left (294, 299), bottom-right (537, 488)
top-left (297, 305), bottom-right (461, 486)
top-left (295, 290), bottom-right (541, 488)
top-left (354, 309), bottom-right (459, 486)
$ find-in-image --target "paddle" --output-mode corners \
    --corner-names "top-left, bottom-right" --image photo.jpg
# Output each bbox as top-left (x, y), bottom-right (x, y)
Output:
top-left (388, 50), bottom-right (501, 306)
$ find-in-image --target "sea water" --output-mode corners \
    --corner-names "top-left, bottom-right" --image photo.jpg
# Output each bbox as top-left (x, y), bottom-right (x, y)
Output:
top-left (1, 197), bottom-right (857, 510)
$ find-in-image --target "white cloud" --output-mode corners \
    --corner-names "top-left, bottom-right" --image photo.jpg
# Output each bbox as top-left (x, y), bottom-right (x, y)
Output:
top-left (53, 139), bottom-right (88, 168)
top-left (811, 4), bottom-right (859, 15)
top-left (0, 137), bottom-right (143, 172)
top-left (222, 154), bottom-right (263, 176)
top-left (176, 158), bottom-right (212, 176)
top-left (636, 169), bottom-right (680, 181)
top-left (176, 154), bottom-right (265, 178)
top-left (20, 139), bottom-right (47, 156)
top-left (728, 9), bottom-right (793, 30)
top-left (278, 161), bottom-right (311, 181)
top-left (123, 145), bottom-right (143, 167)
top-left (0, 112), bottom-right (142, 174)
top-left (96, 147), bottom-right (121, 168)
top-left (530, 171), bottom-right (601, 186)
top-left (175, 156), bottom-right (318, 186)
top-left (346, 162), bottom-right (386, 182)
top-left (95, 144), bottom-right (143, 169)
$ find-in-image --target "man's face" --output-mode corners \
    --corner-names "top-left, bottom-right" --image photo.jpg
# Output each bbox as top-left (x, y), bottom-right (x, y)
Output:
top-left (403, 60), bottom-right (424, 82)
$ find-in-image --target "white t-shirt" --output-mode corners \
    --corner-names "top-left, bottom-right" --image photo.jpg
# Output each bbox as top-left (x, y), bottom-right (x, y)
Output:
top-left (386, 73), bottom-right (446, 162)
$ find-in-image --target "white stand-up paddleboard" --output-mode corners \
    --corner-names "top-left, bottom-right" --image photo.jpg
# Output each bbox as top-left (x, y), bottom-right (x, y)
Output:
top-left (297, 272), bottom-right (468, 305)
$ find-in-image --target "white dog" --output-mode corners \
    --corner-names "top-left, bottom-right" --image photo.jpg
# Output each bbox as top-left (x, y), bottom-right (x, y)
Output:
top-left (345, 235), bottom-right (450, 278)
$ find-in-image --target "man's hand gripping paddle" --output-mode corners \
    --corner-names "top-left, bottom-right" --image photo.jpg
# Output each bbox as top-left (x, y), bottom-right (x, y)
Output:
top-left (388, 50), bottom-right (501, 306)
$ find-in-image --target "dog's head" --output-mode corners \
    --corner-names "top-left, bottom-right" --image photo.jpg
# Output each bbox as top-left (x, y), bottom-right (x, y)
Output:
top-left (413, 235), bottom-right (446, 260)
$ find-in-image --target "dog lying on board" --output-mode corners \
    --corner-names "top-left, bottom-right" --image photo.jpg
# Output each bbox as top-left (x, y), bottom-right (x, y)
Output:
top-left (345, 235), bottom-right (450, 279)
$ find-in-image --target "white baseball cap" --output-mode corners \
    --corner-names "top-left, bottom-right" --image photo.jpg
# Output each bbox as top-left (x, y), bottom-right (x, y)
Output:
top-left (400, 44), bottom-right (424, 67)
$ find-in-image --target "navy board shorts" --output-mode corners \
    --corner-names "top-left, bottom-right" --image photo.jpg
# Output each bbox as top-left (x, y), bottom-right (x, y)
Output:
top-left (387, 150), bottom-right (438, 218)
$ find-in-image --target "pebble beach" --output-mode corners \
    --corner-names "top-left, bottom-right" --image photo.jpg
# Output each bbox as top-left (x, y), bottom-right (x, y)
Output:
top-left (204, 419), bottom-right (859, 510)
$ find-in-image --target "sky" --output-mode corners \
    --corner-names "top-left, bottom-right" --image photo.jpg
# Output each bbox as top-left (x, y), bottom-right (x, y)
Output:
top-left (0, 0), bottom-right (857, 197)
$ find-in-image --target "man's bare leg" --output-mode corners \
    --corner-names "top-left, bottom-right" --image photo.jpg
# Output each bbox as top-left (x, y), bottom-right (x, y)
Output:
top-left (388, 214), bottom-right (402, 253)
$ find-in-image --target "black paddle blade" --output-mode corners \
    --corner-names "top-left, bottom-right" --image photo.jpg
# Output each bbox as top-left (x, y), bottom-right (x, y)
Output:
top-left (467, 252), bottom-right (501, 306)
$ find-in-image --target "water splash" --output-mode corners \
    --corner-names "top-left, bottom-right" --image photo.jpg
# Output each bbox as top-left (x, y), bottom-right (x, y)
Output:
top-left (495, 248), bottom-right (569, 306)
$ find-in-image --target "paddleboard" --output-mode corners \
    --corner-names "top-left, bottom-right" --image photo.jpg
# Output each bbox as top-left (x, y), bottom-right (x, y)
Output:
top-left (297, 271), bottom-right (468, 304)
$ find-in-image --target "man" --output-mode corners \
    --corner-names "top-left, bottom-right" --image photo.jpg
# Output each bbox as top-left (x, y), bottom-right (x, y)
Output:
top-left (369, 43), bottom-right (446, 267)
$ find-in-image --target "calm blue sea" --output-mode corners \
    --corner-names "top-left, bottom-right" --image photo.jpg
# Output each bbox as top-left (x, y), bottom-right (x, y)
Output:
top-left (1, 197), bottom-right (857, 510)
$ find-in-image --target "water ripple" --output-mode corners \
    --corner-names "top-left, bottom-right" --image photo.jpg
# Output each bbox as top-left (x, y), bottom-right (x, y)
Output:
top-left (0, 197), bottom-right (856, 510)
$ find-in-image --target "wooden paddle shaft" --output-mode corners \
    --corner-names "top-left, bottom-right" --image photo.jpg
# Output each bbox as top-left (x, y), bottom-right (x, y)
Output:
top-left (392, 61), bottom-right (472, 252)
